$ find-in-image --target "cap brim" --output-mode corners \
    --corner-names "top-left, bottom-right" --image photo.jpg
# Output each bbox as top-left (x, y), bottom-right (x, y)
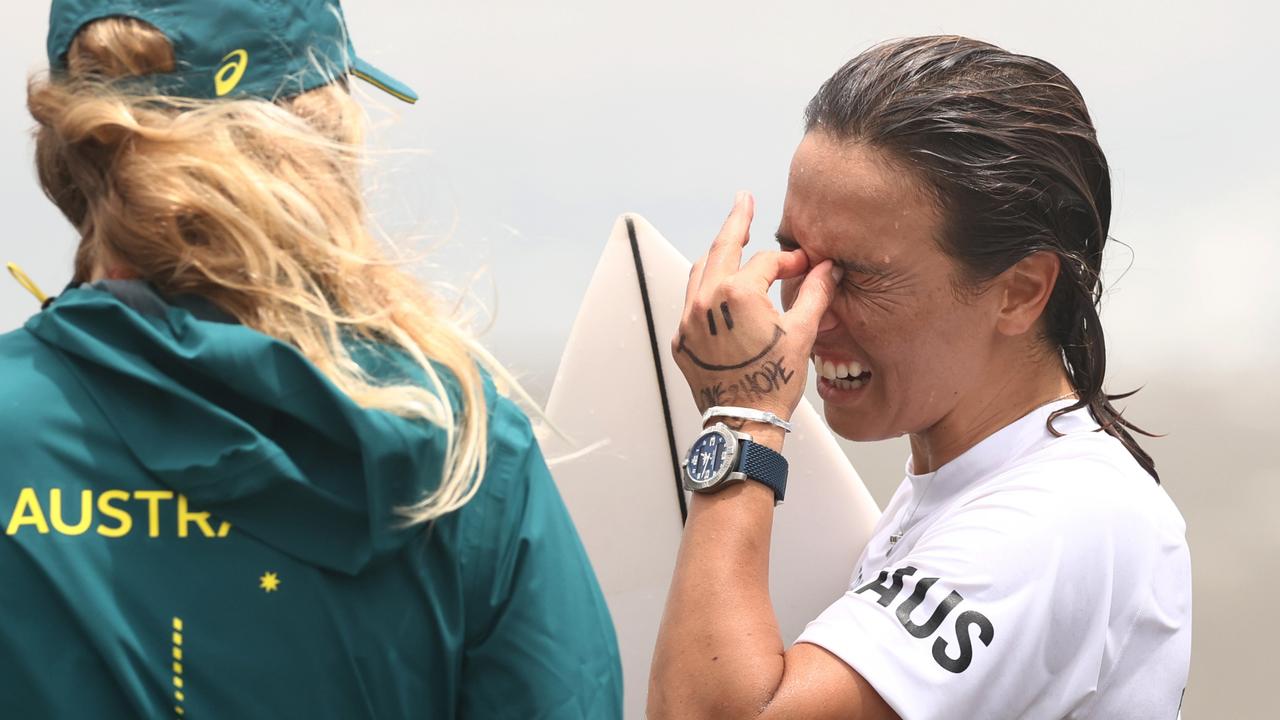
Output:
top-left (350, 57), bottom-right (418, 104)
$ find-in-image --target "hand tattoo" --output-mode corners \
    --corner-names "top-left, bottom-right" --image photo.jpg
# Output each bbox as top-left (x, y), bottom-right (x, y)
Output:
top-left (677, 325), bottom-right (785, 371)
top-left (695, 356), bottom-right (796, 411)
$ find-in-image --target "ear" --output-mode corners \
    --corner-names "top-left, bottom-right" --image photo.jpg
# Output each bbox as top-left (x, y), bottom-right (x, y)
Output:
top-left (994, 251), bottom-right (1060, 337)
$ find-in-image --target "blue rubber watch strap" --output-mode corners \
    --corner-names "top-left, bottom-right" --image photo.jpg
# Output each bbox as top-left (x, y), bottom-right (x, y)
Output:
top-left (738, 440), bottom-right (788, 503)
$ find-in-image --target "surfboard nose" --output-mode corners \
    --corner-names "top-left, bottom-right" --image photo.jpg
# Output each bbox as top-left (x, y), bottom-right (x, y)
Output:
top-left (544, 214), bottom-right (882, 720)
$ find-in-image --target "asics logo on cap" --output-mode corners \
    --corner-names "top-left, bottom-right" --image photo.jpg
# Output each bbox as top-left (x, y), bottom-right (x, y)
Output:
top-left (214, 49), bottom-right (249, 96)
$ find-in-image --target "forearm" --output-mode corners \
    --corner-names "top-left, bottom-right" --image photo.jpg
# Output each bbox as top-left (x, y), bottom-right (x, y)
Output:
top-left (651, 190), bottom-right (848, 716)
top-left (649, 425), bottom-right (787, 718)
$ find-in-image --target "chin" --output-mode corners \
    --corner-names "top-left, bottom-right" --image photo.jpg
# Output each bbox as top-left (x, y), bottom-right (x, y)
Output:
top-left (822, 405), bottom-right (896, 443)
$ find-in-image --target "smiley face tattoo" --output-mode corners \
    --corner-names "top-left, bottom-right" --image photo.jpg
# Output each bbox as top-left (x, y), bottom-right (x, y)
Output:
top-left (677, 313), bottom-right (786, 371)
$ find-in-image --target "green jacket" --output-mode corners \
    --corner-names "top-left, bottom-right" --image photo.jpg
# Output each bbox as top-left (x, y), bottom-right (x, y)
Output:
top-left (0, 281), bottom-right (622, 718)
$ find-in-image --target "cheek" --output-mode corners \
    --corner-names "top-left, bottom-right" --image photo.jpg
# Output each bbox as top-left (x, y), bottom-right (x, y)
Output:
top-left (826, 293), bottom-right (925, 370)
top-left (827, 293), bottom-right (881, 337)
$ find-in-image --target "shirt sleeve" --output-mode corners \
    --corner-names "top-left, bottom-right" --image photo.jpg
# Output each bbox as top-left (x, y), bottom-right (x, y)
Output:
top-left (457, 400), bottom-right (623, 720)
top-left (796, 465), bottom-right (1178, 720)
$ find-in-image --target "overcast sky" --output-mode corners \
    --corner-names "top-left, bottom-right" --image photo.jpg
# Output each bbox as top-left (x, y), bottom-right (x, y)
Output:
top-left (1, 3), bottom-right (1276, 715)
top-left (3, 1), bottom-right (1276, 386)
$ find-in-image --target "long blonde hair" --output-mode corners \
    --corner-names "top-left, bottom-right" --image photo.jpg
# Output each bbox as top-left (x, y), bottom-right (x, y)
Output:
top-left (30, 16), bottom-right (504, 525)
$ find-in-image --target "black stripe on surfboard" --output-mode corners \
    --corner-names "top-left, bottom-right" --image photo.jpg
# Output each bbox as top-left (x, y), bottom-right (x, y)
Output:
top-left (626, 216), bottom-right (689, 525)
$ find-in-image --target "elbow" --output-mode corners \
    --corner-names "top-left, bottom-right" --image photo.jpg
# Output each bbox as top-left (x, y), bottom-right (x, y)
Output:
top-left (646, 666), bottom-right (693, 720)
top-left (646, 670), bottom-right (707, 720)
top-left (647, 672), bottom-right (774, 720)
top-left (648, 695), bottom-right (759, 720)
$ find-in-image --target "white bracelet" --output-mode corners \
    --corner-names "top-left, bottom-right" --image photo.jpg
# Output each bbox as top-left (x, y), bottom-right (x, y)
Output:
top-left (702, 406), bottom-right (794, 433)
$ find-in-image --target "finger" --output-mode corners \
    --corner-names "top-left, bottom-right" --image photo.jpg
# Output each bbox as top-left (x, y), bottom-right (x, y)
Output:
top-left (685, 255), bottom-right (707, 309)
top-left (738, 249), bottom-right (810, 293)
top-left (701, 191), bottom-right (755, 287)
top-left (783, 260), bottom-right (843, 338)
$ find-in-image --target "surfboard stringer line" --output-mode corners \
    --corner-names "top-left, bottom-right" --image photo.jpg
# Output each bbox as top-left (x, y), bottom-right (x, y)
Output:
top-left (626, 216), bottom-right (689, 524)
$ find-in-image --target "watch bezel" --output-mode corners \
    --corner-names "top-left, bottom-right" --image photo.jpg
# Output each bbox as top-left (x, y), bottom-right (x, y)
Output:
top-left (681, 423), bottom-right (741, 493)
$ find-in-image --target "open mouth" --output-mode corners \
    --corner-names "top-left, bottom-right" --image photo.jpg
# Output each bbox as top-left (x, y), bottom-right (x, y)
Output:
top-left (813, 354), bottom-right (872, 390)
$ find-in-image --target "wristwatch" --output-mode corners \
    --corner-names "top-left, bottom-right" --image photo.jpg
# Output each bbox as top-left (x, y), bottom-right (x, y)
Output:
top-left (681, 423), bottom-right (788, 504)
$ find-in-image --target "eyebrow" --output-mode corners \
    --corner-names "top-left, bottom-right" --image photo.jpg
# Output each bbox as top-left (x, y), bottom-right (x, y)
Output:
top-left (774, 231), bottom-right (890, 277)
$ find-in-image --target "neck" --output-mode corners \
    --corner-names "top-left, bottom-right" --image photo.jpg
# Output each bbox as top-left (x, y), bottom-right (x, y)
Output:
top-left (87, 261), bottom-right (138, 283)
top-left (908, 350), bottom-right (1074, 475)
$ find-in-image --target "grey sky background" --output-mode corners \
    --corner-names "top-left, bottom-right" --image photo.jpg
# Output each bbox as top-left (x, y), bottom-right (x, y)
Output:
top-left (2, 1), bottom-right (1276, 717)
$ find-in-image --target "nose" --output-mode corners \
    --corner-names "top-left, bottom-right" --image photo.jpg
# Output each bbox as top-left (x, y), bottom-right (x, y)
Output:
top-left (817, 306), bottom-right (839, 333)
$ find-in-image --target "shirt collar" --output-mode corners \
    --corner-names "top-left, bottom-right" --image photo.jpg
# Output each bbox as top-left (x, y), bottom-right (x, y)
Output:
top-left (58, 279), bottom-right (239, 324)
top-left (902, 399), bottom-right (1099, 513)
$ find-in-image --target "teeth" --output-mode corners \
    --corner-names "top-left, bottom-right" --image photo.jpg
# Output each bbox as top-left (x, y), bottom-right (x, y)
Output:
top-left (814, 354), bottom-right (869, 387)
top-left (817, 358), bottom-right (832, 379)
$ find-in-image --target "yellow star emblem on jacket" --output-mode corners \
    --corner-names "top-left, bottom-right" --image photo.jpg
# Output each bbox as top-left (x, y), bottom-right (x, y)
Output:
top-left (259, 571), bottom-right (280, 593)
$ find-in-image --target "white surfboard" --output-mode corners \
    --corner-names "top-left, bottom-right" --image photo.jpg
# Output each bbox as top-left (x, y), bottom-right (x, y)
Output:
top-left (543, 214), bottom-right (880, 718)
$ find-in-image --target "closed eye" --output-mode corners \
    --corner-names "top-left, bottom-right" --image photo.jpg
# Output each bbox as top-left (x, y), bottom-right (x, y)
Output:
top-left (839, 268), bottom-right (911, 312)
top-left (841, 273), bottom-right (869, 292)
top-left (834, 259), bottom-right (878, 291)
top-left (774, 235), bottom-right (800, 252)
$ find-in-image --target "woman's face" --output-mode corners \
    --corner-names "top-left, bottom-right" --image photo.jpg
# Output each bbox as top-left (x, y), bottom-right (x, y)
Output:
top-left (778, 133), bottom-right (1004, 442)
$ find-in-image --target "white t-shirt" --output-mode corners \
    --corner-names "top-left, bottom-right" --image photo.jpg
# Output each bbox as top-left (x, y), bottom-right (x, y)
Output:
top-left (797, 401), bottom-right (1191, 720)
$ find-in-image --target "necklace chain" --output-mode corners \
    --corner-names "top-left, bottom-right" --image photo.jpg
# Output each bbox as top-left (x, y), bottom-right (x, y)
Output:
top-left (887, 391), bottom-right (1078, 550)
top-left (888, 474), bottom-right (933, 548)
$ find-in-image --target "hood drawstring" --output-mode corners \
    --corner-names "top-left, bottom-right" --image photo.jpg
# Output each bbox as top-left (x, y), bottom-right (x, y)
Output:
top-left (7, 262), bottom-right (52, 307)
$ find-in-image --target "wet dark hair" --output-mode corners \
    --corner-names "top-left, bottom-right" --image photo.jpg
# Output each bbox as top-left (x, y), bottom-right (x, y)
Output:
top-left (805, 35), bottom-right (1158, 481)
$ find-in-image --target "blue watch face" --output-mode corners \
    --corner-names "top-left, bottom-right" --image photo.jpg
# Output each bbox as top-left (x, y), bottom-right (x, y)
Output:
top-left (686, 430), bottom-right (731, 486)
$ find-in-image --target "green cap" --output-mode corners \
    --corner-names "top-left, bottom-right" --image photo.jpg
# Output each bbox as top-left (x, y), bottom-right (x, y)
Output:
top-left (46, 0), bottom-right (418, 104)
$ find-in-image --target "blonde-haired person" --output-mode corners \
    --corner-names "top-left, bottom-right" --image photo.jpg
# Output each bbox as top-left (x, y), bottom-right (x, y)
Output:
top-left (0, 1), bottom-right (621, 717)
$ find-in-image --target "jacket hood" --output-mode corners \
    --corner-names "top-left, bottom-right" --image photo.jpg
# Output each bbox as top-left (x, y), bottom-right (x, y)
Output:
top-left (24, 280), bottom-right (462, 575)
